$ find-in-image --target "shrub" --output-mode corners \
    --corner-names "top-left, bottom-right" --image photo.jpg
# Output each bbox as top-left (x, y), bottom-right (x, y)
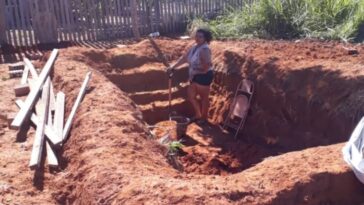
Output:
top-left (189, 0), bottom-right (364, 41)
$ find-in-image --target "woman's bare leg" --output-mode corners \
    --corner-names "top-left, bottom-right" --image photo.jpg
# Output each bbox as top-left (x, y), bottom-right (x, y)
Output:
top-left (188, 83), bottom-right (202, 119)
top-left (196, 84), bottom-right (210, 120)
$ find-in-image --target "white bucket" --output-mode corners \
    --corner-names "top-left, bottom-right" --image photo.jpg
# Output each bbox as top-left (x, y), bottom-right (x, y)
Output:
top-left (342, 116), bottom-right (364, 184)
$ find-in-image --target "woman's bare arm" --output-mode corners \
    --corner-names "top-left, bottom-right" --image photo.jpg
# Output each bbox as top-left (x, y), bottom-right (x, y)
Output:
top-left (170, 52), bottom-right (188, 70)
top-left (199, 48), bottom-right (212, 72)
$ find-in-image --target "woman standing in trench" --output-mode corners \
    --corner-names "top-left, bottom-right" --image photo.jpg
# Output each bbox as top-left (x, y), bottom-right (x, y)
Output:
top-left (168, 28), bottom-right (214, 125)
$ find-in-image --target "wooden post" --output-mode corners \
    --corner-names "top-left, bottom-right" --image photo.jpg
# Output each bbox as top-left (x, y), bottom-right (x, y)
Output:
top-left (63, 72), bottom-right (92, 142)
top-left (54, 92), bottom-right (65, 142)
top-left (29, 79), bottom-right (50, 169)
top-left (11, 49), bottom-right (58, 130)
top-left (24, 58), bottom-right (39, 79)
top-left (49, 79), bottom-right (56, 112)
top-left (46, 142), bottom-right (58, 167)
top-left (130, 0), bottom-right (141, 40)
top-left (20, 66), bottom-right (30, 85)
top-left (0, 0), bottom-right (7, 45)
top-left (15, 100), bottom-right (61, 146)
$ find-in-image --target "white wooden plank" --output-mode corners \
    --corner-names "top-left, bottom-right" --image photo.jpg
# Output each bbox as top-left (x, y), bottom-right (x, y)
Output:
top-left (54, 92), bottom-right (65, 142)
top-left (23, 58), bottom-right (39, 79)
top-left (48, 98), bottom-right (53, 127)
top-left (20, 65), bottom-right (29, 85)
top-left (29, 79), bottom-right (50, 169)
top-left (63, 71), bottom-right (92, 142)
top-left (46, 85), bottom-right (58, 167)
top-left (15, 100), bottom-right (61, 146)
top-left (46, 141), bottom-right (58, 167)
top-left (49, 78), bottom-right (56, 112)
top-left (11, 49), bottom-right (58, 130)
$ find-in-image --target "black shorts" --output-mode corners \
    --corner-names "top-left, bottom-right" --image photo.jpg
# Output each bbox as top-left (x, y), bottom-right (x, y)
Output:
top-left (192, 70), bottom-right (214, 86)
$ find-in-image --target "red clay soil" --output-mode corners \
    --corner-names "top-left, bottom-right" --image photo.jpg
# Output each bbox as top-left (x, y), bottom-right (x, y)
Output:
top-left (1, 38), bottom-right (364, 204)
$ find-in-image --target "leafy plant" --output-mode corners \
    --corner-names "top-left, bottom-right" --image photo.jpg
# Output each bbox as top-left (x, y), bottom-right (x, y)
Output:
top-left (168, 140), bottom-right (184, 154)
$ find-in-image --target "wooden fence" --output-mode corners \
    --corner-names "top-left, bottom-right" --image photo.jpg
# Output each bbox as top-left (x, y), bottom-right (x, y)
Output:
top-left (0, 0), bottom-right (245, 47)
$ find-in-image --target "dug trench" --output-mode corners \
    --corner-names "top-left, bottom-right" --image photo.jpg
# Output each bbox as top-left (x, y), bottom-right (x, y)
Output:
top-left (83, 39), bottom-right (364, 176)
top-left (2, 39), bottom-right (363, 204)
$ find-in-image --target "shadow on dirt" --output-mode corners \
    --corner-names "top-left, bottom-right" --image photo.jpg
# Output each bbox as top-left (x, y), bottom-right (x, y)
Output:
top-left (270, 171), bottom-right (364, 205)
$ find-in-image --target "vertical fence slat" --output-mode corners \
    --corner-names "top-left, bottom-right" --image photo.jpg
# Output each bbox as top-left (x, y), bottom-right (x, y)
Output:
top-left (28, 0), bottom-right (35, 46)
top-left (93, 0), bottom-right (101, 40)
top-left (2, 0), bottom-right (251, 47)
top-left (170, 0), bottom-right (174, 33)
top-left (89, 0), bottom-right (96, 40)
top-left (84, 0), bottom-right (90, 40)
top-left (64, 0), bottom-right (72, 41)
top-left (14, 0), bottom-right (25, 47)
top-left (160, 0), bottom-right (166, 33)
top-left (59, 0), bottom-right (67, 41)
top-left (115, 0), bottom-right (121, 38)
top-left (136, 0), bottom-right (142, 35)
top-left (20, 0), bottom-right (30, 47)
top-left (110, 0), bottom-right (117, 38)
top-left (176, 0), bottom-right (181, 32)
top-left (0, 0), bottom-right (7, 45)
top-left (77, 0), bottom-right (85, 41)
top-left (125, 0), bottom-right (132, 37)
top-left (103, 0), bottom-right (109, 39)
top-left (154, 0), bottom-right (160, 32)
top-left (47, 0), bottom-right (57, 43)
top-left (54, 0), bottom-right (63, 42)
top-left (168, 0), bottom-right (173, 33)
top-left (119, 0), bottom-right (126, 37)
top-left (164, 0), bottom-right (169, 32)
top-left (8, 0), bottom-right (17, 47)
top-left (91, 0), bottom-right (98, 40)
top-left (14, 0), bottom-right (23, 47)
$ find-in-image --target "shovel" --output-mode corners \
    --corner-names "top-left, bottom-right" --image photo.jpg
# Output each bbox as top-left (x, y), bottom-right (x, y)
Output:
top-left (148, 32), bottom-right (173, 118)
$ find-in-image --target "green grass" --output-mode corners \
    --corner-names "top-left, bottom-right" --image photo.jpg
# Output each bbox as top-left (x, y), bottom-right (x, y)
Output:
top-left (189, 0), bottom-right (364, 41)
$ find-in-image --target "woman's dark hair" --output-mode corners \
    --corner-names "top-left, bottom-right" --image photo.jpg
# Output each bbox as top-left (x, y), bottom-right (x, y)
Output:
top-left (196, 28), bottom-right (213, 44)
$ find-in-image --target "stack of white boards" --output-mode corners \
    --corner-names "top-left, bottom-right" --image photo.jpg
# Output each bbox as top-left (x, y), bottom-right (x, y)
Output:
top-left (8, 49), bottom-right (92, 170)
top-left (342, 116), bottom-right (364, 183)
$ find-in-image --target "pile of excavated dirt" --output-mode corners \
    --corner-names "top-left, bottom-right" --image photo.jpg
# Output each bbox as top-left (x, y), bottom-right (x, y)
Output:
top-left (1, 38), bottom-right (364, 204)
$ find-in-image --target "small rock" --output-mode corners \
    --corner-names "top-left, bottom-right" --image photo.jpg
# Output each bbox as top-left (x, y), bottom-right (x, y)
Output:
top-left (347, 49), bottom-right (359, 55)
top-left (0, 183), bottom-right (12, 194)
top-left (343, 46), bottom-right (359, 55)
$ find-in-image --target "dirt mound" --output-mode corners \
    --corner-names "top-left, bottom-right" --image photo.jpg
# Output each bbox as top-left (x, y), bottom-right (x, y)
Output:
top-left (1, 38), bottom-right (364, 204)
